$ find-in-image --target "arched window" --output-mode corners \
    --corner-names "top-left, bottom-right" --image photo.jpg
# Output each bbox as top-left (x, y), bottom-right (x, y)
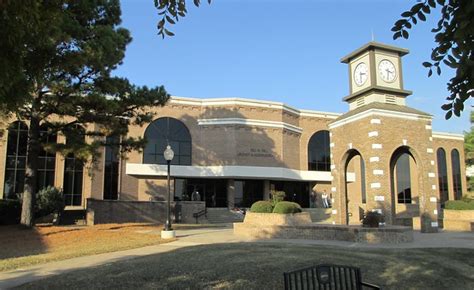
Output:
top-left (103, 135), bottom-right (120, 200)
top-left (436, 148), bottom-right (449, 203)
top-left (308, 130), bottom-right (330, 171)
top-left (63, 127), bottom-right (85, 206)
top-left (451, 149), bottom-right (462, 200)
top-left (37, 125), bottom-right (57, 191)
top-left (395, 153), bottom-right (412, 204)
top-left (143, 117), bottom-right (191, 165)
top-left (3, 121), bottom-right (28, 199)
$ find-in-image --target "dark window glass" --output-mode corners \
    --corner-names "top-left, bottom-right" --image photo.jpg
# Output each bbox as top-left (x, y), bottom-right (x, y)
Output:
top-left (360, 159), bottom-right (366, 204)
top-left (235, 180), bottom-right (263, 208)
top-left (103, 135), bottom-right (120, 200)
top-left (308, 130), bottom-right (330, 171)
top-left (396, 153), bottom-right (412, 204)
top-left (270, 181), bottom-right (310, 208)
top-left (143, 117), bottom-right (192, 165)
top-left (37, 125), bottom-right (57, 191)
top-left (63, 127), bottom-right (84, 206)
top-left (451, 149), bottom-right (462, 200)
top-left (3, 121), bottom-right (28, 199)
top-left (437, 148), bottom-right (449, 203)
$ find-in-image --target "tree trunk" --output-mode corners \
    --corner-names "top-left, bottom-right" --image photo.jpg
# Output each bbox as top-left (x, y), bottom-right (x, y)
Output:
top-left (20, 101), bottom-right (41, 227)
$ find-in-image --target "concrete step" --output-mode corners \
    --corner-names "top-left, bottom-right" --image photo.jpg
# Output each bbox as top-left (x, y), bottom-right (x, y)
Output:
top-left (206, 208), bottom-right (245, 224)
top-left (303, 208), bottom-right (334, 224)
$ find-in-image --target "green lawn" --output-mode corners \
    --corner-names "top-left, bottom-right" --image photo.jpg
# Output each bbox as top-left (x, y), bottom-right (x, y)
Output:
top-left (18, 242), bottom-right (474, 289)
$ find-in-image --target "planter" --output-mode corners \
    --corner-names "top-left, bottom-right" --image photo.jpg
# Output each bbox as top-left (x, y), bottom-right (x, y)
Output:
top-left (243, 212), bottom-right (312, 226)
top-left (443, 209), bottom-right (474, 232)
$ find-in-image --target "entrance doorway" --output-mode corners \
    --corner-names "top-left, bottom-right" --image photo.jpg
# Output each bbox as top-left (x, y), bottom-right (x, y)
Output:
top-left (174, 178), bottom-right (227, 207)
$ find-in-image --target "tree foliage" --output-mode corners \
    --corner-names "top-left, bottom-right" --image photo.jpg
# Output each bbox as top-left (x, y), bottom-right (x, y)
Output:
top-left (0, 0), bottom-right (170, 227)
top-left (392, 0), bottom-right (474, 119)
top-left (465, 112), bottom-right (474, 164)
top-left (154, 0), bottom-right (211, 38)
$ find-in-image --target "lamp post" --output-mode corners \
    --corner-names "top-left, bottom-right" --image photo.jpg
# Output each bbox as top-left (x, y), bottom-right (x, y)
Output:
top-left (161, 145), bottom-right (175, 239)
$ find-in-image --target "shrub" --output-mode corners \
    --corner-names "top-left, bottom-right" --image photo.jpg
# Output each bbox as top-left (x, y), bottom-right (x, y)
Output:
top-left (250, 201), bottom-right (273, 213)
top-left (0, 199), bottom-right (21, 225)
top-left (36, 186), bottom-right (65, 218)
top-left (271, 191), bottom-right (285, 207)
top-left (272, 201), bottom-right (302, 214)
top-left (362, 211), bottom-right (384, 228)
top-left (444, 200), bottom-right (474, 210)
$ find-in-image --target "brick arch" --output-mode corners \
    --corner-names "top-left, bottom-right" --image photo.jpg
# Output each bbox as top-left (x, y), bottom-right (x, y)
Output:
top-left (389, 145), bottom-right (424, 224)
top-left (338, 148), bottom-right (366, 225)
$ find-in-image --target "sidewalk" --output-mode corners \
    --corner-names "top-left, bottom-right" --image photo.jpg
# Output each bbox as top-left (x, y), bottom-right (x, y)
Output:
top-left (0, 226), bottom-right (473, 289)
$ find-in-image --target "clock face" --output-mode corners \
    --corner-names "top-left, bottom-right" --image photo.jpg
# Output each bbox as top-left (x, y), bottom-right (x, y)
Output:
top-left (378, 59), bottom-right (396, 82)
top-left (353, 62), bottom-right (368, 86)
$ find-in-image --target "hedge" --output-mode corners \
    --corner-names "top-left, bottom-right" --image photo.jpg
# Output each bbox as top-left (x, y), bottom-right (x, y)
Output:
top-left (272, 201), bottom-right (302, 214)
top-left (250, 201), bottom-right (273, 213)
top-left (444, 200), bottom-right (474, 210)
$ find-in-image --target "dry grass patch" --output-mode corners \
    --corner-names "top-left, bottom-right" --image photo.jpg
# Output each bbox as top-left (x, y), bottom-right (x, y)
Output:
top-left (0, 223), bottom-right (169, 272)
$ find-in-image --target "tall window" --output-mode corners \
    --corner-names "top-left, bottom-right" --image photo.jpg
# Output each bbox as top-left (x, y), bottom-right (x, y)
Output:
top-left (395, 153), bottom-right (412, 204)
top-left (360, 159), bottom-right (367, 204)
top-left (37, 125), bottom-right (57, 191)
top-left (143, 117), bottom-right (191, 165)
top-left (451, 149), bottom-right (462, 200)
top-left (308, 130), bottom-right (330, 171)
top-left (63, 127), bottom-right (85, 206)
top-left (437, 148), bottom-right (449, 203)
top-left (103, 135), bottom-right (120, 200)
top-left (3, 121), bottom-right (28, 199)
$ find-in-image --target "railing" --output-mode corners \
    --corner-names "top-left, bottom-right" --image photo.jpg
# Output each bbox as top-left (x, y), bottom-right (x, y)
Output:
top-left (192, 208), bottom-right (207, 224)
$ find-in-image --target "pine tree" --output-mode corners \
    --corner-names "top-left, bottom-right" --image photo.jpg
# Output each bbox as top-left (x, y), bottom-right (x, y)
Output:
top-left (0, 0), bottom-right (169, 227)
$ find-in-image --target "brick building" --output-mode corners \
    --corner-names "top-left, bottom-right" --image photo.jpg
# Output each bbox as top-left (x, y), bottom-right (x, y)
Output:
top-left (0, 42), bottom-right (466, 232)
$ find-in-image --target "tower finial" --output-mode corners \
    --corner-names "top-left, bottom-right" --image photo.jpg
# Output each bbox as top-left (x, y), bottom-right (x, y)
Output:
top-left (371, 29), bottom-right (375, 42)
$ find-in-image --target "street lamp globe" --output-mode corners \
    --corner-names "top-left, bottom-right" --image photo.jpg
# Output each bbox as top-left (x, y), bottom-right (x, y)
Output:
top-left (164, 145), bottom-right (174, 161)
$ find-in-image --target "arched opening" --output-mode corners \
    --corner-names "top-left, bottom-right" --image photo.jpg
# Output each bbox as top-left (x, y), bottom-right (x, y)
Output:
top-left (343, 149), bottom-right (366, 225)
top-left (390, 146), bottom-right (420, 225)
top-left (143, 117), bottom-right (192, 165)
top-left (3, 121), bottom-right (28, 199)
top-left (308, 130), bottom-right (330, 171)
top-left (436, 148), bottom-right (449, 204)
top-left (451, 149), bottom-right (462, 200)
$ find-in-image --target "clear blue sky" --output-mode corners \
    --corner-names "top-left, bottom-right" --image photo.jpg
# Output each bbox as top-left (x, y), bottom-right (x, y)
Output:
top-left (115, 0), bottom-right (472, 134)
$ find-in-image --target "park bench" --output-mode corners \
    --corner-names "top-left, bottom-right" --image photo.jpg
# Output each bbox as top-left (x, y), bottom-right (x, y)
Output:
top-left (284, 264), bottom-right (380, 290)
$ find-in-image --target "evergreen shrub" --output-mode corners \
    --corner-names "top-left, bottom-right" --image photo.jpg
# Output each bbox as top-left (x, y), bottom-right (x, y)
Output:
top-left (272, 201), bottom-right (302, 214)
top-left (250, 201), bottom-right (273, 213)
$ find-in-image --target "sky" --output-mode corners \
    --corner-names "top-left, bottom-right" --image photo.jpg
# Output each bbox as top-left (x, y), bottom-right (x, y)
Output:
top-left (114, 0), bottom-right (472, 134)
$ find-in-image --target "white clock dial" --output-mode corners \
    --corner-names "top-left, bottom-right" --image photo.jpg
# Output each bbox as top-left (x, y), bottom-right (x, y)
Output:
top-left (353, 62), bottom-right (368, 86)
top-left (378, 59), bottom-right (396, 83)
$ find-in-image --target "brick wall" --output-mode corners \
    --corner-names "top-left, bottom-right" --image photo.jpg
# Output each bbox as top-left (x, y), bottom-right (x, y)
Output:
top-left (86, 199), bottom-right (205, 225)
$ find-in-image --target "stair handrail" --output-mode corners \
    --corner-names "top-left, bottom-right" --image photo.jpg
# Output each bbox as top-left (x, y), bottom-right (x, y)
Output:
top-left (192, 208), bottom-right (207, 224)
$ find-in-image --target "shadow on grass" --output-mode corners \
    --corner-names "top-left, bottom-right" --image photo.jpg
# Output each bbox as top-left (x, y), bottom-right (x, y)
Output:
top-left (0, 225), bottom-right (48, 260)
top-left (15, 242), bottom-right (474, 290)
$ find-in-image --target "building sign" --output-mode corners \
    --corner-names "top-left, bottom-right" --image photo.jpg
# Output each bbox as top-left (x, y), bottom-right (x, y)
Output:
top-left (237, 148), bottom-right (275, 158)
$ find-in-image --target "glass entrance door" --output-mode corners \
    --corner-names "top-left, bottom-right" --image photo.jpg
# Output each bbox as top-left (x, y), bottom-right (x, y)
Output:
top-left (181, 179), bottom-right (227, 207)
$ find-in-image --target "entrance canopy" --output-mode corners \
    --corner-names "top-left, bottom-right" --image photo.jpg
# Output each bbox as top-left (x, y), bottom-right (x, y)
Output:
top-left (126, 163), bottom-right (355, 182)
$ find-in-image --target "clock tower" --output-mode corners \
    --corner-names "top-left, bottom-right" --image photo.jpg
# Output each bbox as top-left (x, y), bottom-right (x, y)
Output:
top-left (340, 42), bottom-right (412, 110)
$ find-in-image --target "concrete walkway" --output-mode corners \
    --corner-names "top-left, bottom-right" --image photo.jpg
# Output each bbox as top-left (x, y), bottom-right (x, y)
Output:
top-left (0, 225), bottom-right (473, 289)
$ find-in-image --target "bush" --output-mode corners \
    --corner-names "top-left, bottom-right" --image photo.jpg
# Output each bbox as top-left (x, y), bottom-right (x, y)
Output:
top-left (0, 199), bottom-right (21, 225)
top-left (250, 201), bottom-right (273, 213)
top-left (362, 211), bottom-right (384, 228)
top-left (444, 200), bottom-right (474, 210)
top-left (36, 186), bottom-right (65, 218)
top-left (272, 201), bottom-right (302, 214)
top-left (271, 191), bottom-right (285, 207)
